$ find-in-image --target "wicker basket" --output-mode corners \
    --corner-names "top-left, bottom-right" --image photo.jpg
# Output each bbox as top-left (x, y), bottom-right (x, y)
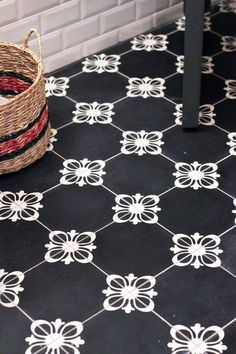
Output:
top-left (0, 29), bottom-right (50, 174)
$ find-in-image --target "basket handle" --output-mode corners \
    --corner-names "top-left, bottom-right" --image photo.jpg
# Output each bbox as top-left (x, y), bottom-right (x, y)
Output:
top-left (22, 28), bottom-right (42, 62)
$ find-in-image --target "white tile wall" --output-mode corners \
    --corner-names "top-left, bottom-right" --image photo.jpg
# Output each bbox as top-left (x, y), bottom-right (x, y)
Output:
top-left (0, 0), bottom-right (183, 72)
top-left (136, 0), bottom-right (169, 19)
top-left (81, 0), bottom-right (117, 19)
top-left (41, 0), bottom-right (80, 34)
top-left (0, 0), bottom-right (18, 26)
top-left (100, 2), bottom-right (136, 34)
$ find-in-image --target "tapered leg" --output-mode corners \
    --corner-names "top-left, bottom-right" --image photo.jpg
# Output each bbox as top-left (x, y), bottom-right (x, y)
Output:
top-left (182, 0), bottom-right (205, 128)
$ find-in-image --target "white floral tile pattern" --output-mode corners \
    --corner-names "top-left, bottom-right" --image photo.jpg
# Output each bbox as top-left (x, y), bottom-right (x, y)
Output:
top-left (102, 273), bottom-right (157, 314)
top-left (175, 15), bottom-right (211, 31)
top-left (225, 80), bottom-right (236, 99)
top-left (0, 269), bottom-right (24, 308)
top-left (47, 128), bottom-right (58, 151)
top-left (176, 56), bottom-right (214, 74)
top-left (170, 233), bottom-right (223, 269)
top-left (120, 130), bottom-right (164, 156)
top-left (219, 0), bottom-right (236, 13)
top-left (227, 132), bottom-right (236, 155)
top-left (82, 54), bottom-right (121, 74)
top-left (221, 36), bottom-right (236, 51)
top-left (112, 193), bottom-right (161, 225)
top-left (45, 77), bottom-right (69, 97)
top-left (173, 162), bottom-right (220, 190)
top-left (168, 323), bottom-right (227, 354)
top-left (73, 102), bottom-right (114, 125)
top-left (131, 34), bottom-right (168, 51)
top-left (174, 104), bottom-right (216, 126)
top-left (60, 158), bottom-right (106, 187)
top-left (232, 199), bottom-right (236, 223)
top-left (2, 10), bottom-right (236, 353)
top-left (0, 191), bottom-right (43, 222)
top-left (126, 77), bottom-right (166, 98)
top-left (25, 318), bottom-right (85, 354)
top-left (45, 230), bottom-right (96, 265)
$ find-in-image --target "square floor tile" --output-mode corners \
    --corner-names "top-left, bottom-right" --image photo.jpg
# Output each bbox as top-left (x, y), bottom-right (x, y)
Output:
top-left (112, 96), bottom-right (175, 131)
top-left (82, 311), bottom-right (171, 354)
top-left (39, 184), bottom-right (114, 232)
top-left (20, 262), bottom-right (106, 322)
top-left (162, 124), bottom-right (228, 163)
top-left (67, 72), bottom-right (127, 103)
top-left (48, 96), bottom-right (75, 129)
top-left (167, 30), bottom-right (222, 56)
top-left (0, 152), bottom-right (62, 193)
top-left (215, 99), bottom-right (236, 131)
top-left (55, 123), bottom-right (122, 161)
top-left (104, 154), bottom-right (175, 195)
top-left (158, 188), bottom-right (234, 235)
top-left (94, 223), bottom-right (173, 276)
top-left (119, 51), bottom-right (176, 78)
top-left (156, 266), bottom-right (236, 326)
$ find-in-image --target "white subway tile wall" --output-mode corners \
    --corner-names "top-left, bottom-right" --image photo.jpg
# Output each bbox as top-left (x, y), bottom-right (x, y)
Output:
top-left (0, 0), bottom-right (183, 72)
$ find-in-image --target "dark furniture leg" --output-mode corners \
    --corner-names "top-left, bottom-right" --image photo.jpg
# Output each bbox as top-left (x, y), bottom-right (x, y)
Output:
top-left (205, 0), bottom-right (211, 12)
top-left (182, 0), bottom-right (205, 128)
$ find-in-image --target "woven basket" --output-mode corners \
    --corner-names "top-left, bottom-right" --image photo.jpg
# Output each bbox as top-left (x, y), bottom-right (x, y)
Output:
top-left (0, 29), bottom-right (50, 174)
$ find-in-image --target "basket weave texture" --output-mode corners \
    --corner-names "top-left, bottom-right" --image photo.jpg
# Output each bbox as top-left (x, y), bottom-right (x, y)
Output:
top-left (0, 29), bottom-right (50, 174)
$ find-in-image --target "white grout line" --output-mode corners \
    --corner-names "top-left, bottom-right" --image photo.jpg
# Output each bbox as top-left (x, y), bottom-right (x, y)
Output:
top-left (160, 153), bottom-right (176, 164)
top-left (116, 71), bottom-right (131, 80)
top-left (161, 123), bottom-right (177, 134)
top-left (94, 220), bottom-right (115, 234)
top-left (34, 218), bottom-right (52, 233)
top-left (82, 308), bottom-right (106, 324)
top-left (214, 123), bottom-right (230, 134)
top-left (42, 183), bottom-right (62, 195)
top-left (211, 49), bottom-right (223, 57)
top-left (215, 154), bottom-right (231, 164)
top-left (219, 224), bottom-right (236, 238)
top-left (154, 264), bottom-right (175, 278)
top-left (68, 70), bottom-right (83, 79)
top-left (119, 49), bottom-right (133, 57)
top-left (151, 309), bottom-right (174, 328)
top-left (64, 95), bottom-right (78, 105)
top-left (23, 259), bottom-right (49, 275)
top-left (210, 29), bottom-right (222, 37)
top-left (164, 72), bottom-right (179, 80)
top-left (156, 222), bottom-right (175, 236)
top-left (15, 304), bottom-right (35, 323)
top-left (162, 96), bottom-right (176, 106)
top-left (90, 261), bottom-right (109, 276)
top-left (112, 95), bottom-right (128, 105)
top-left (57, 121), bottom-right (74, 131)
top-left (166, 49), bottom-right (178, 57)
top-left (220, 265), bottom-right (236, 279)
top-left (210, 10), bottom-right (220, 18)
top-left (212, 72), bottom-right (226, 81)
top-left (109, 122), bottom-right (125, 132)
top-left (213, 97), bottom-right (228, 106)
top-left (51, 149), bottom-right (67, 161)
top-left (100, 183), bottom-right (118, 197)
top-left (105, 152), bottom-right (122, 163)
top-left (217, 187), bottom-right (235, 200)
top-left (166, 29), bottom-right (179, 36)
top-left (222, 317), bottom-right (236, 330)
top-left (157, 186), bottom-right (176, 198)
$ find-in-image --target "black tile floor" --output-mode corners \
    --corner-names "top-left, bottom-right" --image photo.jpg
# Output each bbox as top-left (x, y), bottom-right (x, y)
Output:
top-left (1, 1), bottom-right (236, 353)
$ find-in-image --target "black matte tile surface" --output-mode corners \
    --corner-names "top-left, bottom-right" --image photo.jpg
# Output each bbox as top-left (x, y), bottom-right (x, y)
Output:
top-left (1, 3), bottom-right (236, 354)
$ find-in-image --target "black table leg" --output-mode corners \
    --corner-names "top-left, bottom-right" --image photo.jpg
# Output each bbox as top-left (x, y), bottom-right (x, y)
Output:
top-left (182, 0), bottom-right (205, 128)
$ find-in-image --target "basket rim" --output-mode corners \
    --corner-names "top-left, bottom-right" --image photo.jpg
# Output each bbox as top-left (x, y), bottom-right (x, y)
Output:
top-left (0, 41), bottom-right (43, 108)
